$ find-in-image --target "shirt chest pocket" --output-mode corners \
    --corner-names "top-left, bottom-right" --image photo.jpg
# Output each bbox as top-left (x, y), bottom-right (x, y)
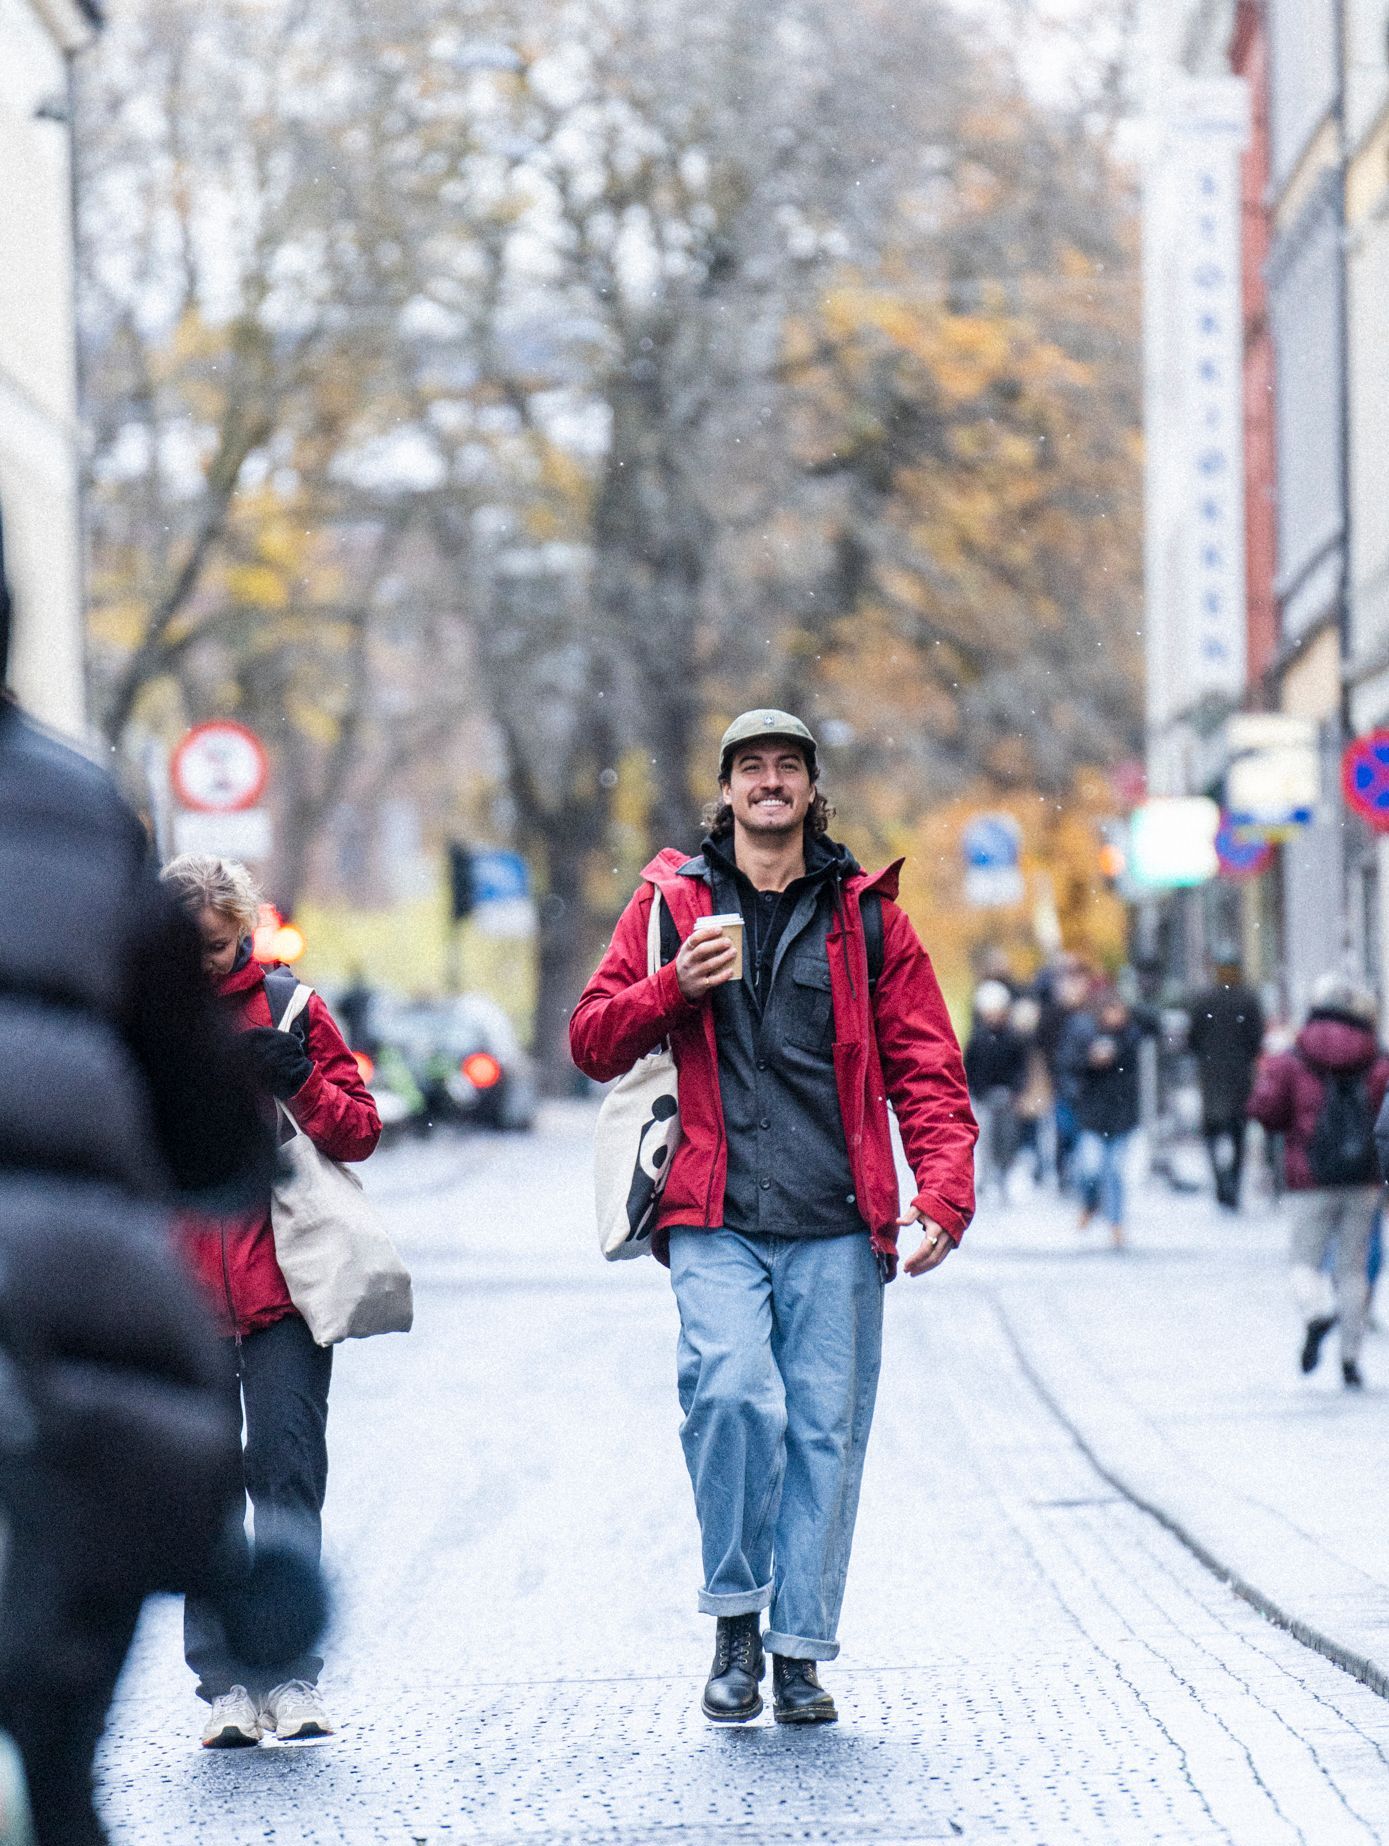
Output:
top-left (782, 957), bottom-right (834, 1051)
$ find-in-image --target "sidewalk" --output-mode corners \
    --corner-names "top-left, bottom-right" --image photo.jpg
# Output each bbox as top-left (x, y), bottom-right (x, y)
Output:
top-left (957, 1163), bottom-right (1389, 1695)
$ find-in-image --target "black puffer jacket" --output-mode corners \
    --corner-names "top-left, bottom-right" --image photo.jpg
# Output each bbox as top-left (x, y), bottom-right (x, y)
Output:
top-left (0, 702), bottom-right (272, 1601)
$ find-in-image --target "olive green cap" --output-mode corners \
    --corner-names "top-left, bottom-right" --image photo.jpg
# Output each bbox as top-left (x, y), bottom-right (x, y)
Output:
top-left (719, 709), bottom-right (819, 780)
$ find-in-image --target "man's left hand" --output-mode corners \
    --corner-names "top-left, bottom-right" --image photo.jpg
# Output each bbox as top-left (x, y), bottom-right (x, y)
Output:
top-left (898, 1209), bottom-right (953, 1277)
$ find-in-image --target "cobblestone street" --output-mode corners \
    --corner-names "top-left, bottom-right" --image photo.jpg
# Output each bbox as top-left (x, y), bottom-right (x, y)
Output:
top-left (98, 1108), bottom-right (1389, 1845)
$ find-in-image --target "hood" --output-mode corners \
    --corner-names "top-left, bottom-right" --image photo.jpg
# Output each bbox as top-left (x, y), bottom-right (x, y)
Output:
top-left (216, 954), bottom-right (269, 1000)
top-left (1296, 1011), bottom-right (1380, 1074)
top-left (699, 829), bottom-right (859, 886)
top-left (640, 840), bottom-right (899, 896)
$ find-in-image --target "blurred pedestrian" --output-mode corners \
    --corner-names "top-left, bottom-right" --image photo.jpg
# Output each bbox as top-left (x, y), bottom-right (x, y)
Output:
top-left (0, 687), bottom-right (273, 1846)
top-left (964, 979), bottom-right (1027, 1204)
top-left (160, 855), bottom-right (382, 1747)
top-left (1188, 958), bottom-right (1265, 1211)
top-left (1248, 973), bottom-right (1389, 1391)
top-left (1010, 995), bottom-right (1053, 1186)
top-left (571, 710), bottom-right (976, 1727)
top-left (1064, 987), bottom-right (1145, 1249)
top-left (1036, 957), bottom-right (1093, 1190)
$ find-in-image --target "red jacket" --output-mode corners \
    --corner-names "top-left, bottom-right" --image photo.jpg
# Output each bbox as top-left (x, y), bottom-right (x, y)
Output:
top-left (187, 958), bottom-right (381, 1337)
top-left (1247, 1011), bottom-right (1389, 1192)
top-left (570, 848), bottom-right (977, 1276)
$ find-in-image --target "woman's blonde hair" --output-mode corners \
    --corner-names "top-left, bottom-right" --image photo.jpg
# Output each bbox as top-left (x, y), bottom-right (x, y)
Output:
top-left (160, 853), bottom-right (263, 939)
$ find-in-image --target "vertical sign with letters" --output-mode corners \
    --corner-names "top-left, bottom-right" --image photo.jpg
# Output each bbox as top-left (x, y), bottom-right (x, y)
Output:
top-left (1144, 76), bottom-right (1251, 724)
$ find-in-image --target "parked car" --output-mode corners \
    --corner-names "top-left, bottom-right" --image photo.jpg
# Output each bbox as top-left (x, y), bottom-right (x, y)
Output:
top-left (373, 992), bottom-right (538, 1133)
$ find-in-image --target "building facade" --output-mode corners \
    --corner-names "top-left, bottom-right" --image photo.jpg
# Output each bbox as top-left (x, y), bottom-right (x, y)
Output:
top-left (1144, 0), bottom-right (1389, 1017)
top-left (0, 0), bottom-right (100, 737)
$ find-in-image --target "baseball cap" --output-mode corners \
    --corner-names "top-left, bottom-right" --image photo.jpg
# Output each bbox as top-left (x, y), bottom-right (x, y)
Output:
top-left (718, 709), bottom-right (819, 781)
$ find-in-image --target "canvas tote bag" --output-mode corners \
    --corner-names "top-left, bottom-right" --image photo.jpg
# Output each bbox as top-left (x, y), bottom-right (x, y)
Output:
top-left (269, 982), bottom-right (414, 1344)
top-left (594, 886), bottom-right (683, 1260)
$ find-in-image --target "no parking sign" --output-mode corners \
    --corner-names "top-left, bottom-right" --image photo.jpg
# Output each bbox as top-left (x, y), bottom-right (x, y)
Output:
top-left (1342, 732), bottom-right (1389, 832)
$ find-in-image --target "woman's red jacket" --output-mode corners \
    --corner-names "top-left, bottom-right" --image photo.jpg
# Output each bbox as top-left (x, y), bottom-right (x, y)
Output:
top-left (570, 848), bottom-right (977, 1276)
top-left (186, 957), bottom-right (381, 1337)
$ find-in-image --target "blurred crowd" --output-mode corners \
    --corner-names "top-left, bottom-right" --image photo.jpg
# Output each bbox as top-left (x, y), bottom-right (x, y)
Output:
top-left (962, 948), bottom-right (1389, 1391)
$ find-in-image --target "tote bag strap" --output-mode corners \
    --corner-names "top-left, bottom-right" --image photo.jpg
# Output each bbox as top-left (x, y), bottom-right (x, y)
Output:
top-left (266, 976), bottom-right (313, 1142)
top-left (645, 885), bottom-right (664, 979)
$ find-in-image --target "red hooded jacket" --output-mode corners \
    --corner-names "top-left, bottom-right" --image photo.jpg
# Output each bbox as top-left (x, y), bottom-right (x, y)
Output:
top-left (186, 958), bottom-right (381, 1337)
top-left (570, 849), bottom-right (977, 1275)
top-left (1247, 1010), bottom-right (1389, 1192)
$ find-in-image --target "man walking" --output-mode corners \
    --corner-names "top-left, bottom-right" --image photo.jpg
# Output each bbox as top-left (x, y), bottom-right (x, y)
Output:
top-left (571, 711), bottom-right (976, 1724)
top-left (1188, 957), bottom-right (1265, 1210)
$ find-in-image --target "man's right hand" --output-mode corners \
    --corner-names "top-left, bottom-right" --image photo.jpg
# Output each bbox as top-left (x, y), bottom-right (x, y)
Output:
top-left (676, 929), bottom-right (739, 1003)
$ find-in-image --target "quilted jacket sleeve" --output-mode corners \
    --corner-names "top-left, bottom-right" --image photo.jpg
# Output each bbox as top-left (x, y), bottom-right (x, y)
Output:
top-left (871, 901), bottom-right (978, 1243)
top-left (287, 992), bottom-right (381, 1162)
top-left (569, 884), bottom-right (699, 1084)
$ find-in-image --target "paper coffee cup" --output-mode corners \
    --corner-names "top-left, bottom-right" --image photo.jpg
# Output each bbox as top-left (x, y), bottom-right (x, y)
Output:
top-left (695, 913), bottom-right (745, 980)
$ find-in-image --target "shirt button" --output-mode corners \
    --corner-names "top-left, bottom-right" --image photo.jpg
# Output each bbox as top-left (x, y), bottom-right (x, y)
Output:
top-left (760, 1177), bottom-right (772, 1190)
top-left (846, 1193), bottom-right (856, 1204)
top-left (760, 1117), bottom-right (771, 1130)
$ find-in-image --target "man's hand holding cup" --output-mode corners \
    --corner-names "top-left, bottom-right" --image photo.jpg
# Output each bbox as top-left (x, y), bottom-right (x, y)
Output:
top-left (676, 915), bottom-right (744, 1003)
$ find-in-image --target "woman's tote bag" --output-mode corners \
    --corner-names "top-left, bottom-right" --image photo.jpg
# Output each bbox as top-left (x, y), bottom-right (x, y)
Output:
top-left (594, 887), bottom-right (683, 1261)
top-left (270, 983), bottom-right (414, 1344)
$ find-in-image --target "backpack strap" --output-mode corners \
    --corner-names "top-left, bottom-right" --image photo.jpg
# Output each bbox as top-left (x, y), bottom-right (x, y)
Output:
top-left (861, 892), bottom-right (884, 990)
top-left (263, 966), bottom-right (312, 1043)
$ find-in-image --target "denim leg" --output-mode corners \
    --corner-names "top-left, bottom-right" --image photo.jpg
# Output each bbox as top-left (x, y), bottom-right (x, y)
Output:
top-left (1074, 1131), bottom-right (1103, 1213)
top-left (764, 1234), bottom-right (883, 1661)
top-left (669, 1230), bottom-right (783, 1616)
top-left (1099, 1134), bottom-right (1129, 1227)
top-left (184, 1315), bottom-right (332, 1700)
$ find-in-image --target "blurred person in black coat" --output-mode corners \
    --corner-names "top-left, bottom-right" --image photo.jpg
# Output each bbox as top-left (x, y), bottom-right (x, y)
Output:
top-left (0, 597), bottom-right (274, 1844)
top-left (1187, 958), bottom-right (1265, 1211)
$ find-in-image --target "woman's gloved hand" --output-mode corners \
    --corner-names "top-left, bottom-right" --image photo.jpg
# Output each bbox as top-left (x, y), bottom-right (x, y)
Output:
top-left (241, 1026), bottom-right (313, 1100)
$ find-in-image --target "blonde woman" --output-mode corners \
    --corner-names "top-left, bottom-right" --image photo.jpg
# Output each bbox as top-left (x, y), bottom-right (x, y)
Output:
top-left (160, 855), bottom-right (380, 1748)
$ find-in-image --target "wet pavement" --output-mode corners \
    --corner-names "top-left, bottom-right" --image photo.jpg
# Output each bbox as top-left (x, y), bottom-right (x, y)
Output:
top-left (98, 1107), bottom-right (1389, 1844)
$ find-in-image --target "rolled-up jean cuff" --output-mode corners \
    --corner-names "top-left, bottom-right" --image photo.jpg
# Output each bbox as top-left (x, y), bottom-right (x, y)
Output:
top-left (698, 1584), bottom-right (773, 1617)
top-left (763, 1629), bottom-right (840, 1661)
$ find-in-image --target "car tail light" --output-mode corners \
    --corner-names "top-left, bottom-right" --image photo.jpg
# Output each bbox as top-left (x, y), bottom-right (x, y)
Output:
top-left (352, 1051), bottom-right (375, 1085)
top-left (460, 1051), bottom-right (502, 1090)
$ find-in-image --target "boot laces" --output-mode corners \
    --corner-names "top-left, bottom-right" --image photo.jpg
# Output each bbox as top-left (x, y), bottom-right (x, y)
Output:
top-left (716, 1616), bottom-right (757, 1674)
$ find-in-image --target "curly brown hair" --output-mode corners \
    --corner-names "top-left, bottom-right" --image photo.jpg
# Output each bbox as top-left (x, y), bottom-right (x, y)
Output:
top-left (700, 788), bottom-right (836, 841)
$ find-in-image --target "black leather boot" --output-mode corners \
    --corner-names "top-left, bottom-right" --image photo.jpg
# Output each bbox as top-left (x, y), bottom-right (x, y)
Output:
top-left (772, 1655), bottom-right (837, 1725)
top-left (701, 1613), bottom-right (764, 1722)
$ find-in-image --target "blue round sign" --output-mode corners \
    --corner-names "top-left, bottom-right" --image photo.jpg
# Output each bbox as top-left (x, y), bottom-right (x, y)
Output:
top-left (1342, 732), bottom-right (1389, 832)
top-left (1215, 817), bottom-right (1272, 880)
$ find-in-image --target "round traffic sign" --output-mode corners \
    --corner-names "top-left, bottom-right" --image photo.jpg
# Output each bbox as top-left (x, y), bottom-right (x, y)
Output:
top-left (170, 720), bottom-right (269, 814)
top-left (1215, 816), bottom-right (1273, 880)
top-left (1342, 731), bottom-right (1389, 833)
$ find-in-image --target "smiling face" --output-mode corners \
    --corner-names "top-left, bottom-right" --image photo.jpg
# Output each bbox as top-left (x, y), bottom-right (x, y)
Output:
top-left (721, 738), bottom-right (814, 841)
top-left (196, 905), bottom-right (243, 982)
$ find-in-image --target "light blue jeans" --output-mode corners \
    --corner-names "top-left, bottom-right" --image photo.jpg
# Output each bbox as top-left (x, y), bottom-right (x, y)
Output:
top-left (1075, 1129), bottom-right (1131, 1227)
top-left (668, 1228), bottom-right (884, 1661)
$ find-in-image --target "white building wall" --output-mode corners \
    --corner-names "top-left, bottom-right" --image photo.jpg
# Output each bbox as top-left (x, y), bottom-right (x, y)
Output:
top-left (0, 0), bottom-right (96, 738)
top-left (1344, 0), bottom-right (1389, 149)
top-left (1267, 0), bottom-right (1340, 184)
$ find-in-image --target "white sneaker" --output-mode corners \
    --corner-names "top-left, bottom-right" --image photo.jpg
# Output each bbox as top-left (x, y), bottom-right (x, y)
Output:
top-left (201, 1686), bottom-right (262, 1749)
top-left (260, 1680), bottom-right (334, 1741)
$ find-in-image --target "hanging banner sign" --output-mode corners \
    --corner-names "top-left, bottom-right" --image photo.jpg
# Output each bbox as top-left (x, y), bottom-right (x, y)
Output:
top-left (1224, 712), bottom-right (1318, 839)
